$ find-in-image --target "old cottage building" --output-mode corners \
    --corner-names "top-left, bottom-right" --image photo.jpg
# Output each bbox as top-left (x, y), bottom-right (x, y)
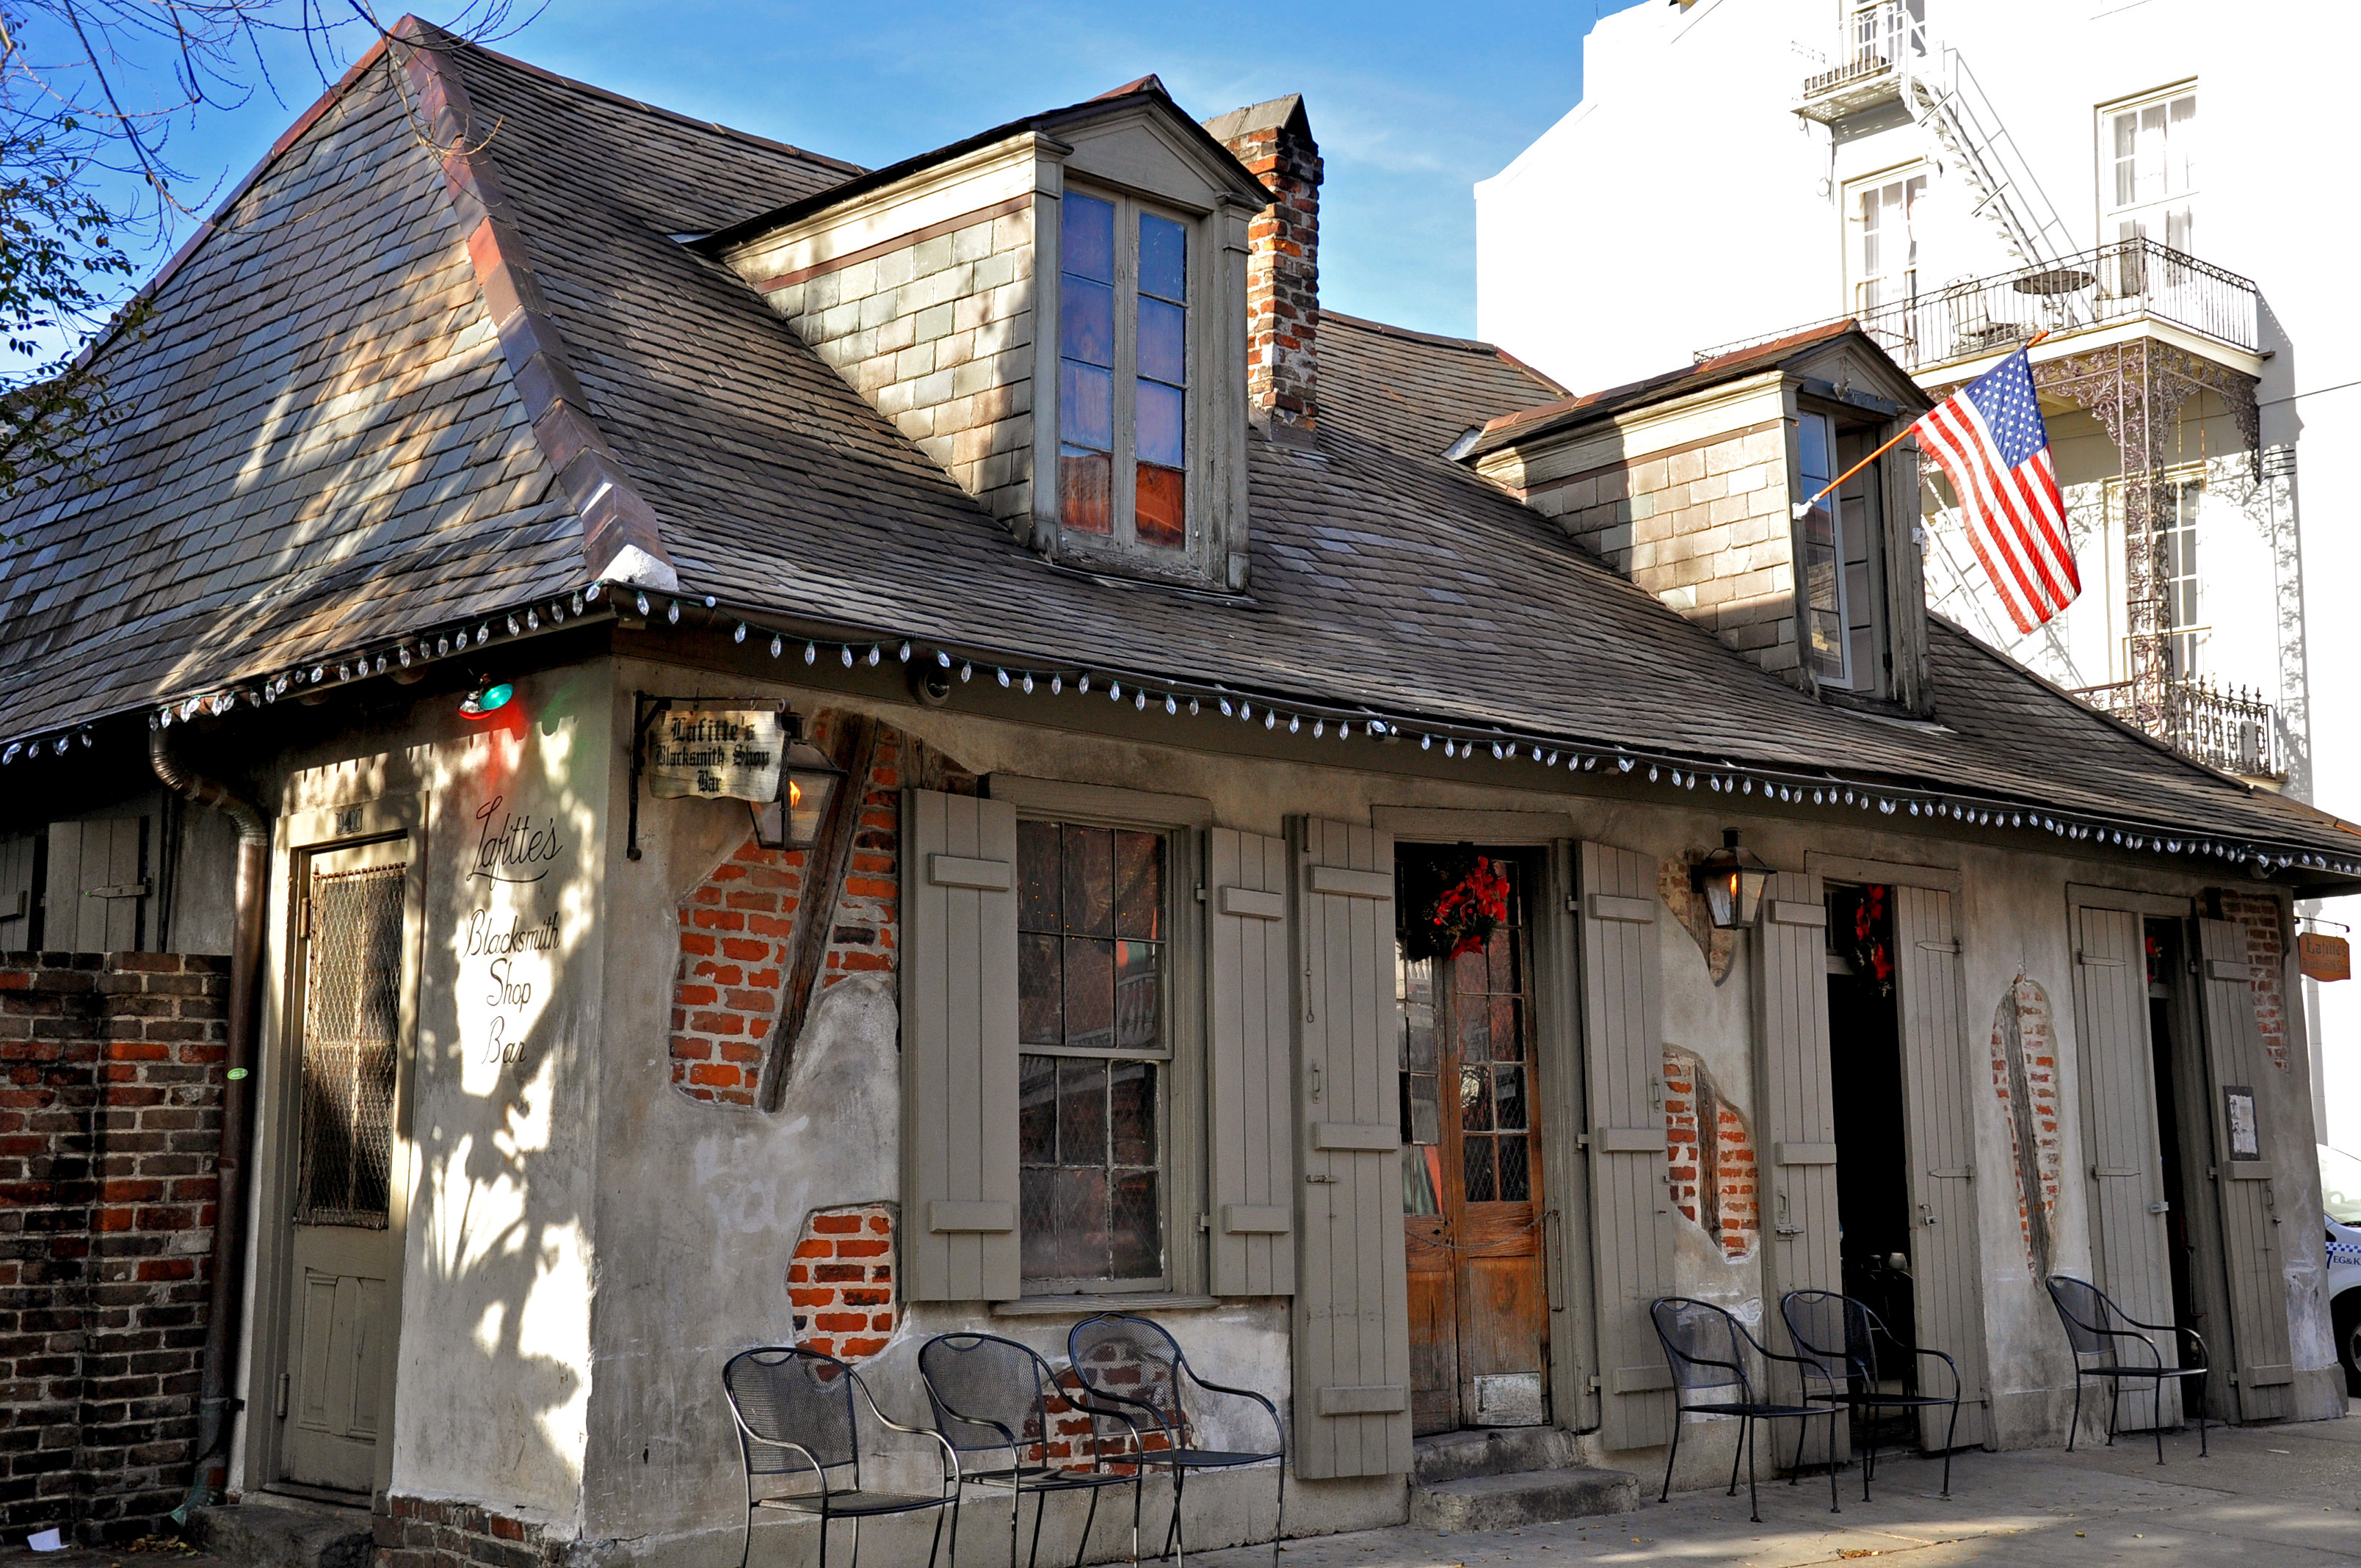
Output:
top-left (0, 18), bottom-right (2353, 1565)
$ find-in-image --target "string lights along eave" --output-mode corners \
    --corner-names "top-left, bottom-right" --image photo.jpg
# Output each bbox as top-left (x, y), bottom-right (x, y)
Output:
top-left (1, 576), bottom-right (2346, 883)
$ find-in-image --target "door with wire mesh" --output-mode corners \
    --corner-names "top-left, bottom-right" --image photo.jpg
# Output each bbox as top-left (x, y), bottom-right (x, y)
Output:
top-left (279, 838), bottom-right (410, 1493)
top-left (1398, 848), bottom-right (1550, 1433)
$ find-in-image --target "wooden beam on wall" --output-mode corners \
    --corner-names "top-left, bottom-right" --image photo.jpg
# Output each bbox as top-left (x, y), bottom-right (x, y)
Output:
top-left (757, 713), bottom-right (882, 1111)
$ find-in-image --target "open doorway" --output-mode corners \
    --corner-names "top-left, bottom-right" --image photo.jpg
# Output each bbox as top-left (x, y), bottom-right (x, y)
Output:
top-left (1824, 882), bottom-right (1918, 1450)
top-left (2144, 918), bottom-right (2229, 1420)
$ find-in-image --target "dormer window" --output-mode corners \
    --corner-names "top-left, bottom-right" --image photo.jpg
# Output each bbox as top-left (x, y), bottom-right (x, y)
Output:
top-left (1058, 190), bottom-right (1192, 550)
top-left (1796, 410), bottom-right (1890, 692)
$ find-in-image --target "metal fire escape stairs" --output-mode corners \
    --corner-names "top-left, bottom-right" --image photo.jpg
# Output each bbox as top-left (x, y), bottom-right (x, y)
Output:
top-left (1897, 47), bottom-right (2072, 275)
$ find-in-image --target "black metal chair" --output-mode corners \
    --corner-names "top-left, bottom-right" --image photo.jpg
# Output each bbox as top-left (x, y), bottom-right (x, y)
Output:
top-left (2044, 1275), bottom-right (2210, 1463)
top-left (918, 1332), bottom-right (1146, 1568)
top-left (722, 1345), bottom-right (961, 1568)
top-left (1066, 1313), bottom-right (1285, 1568)
top-left (1780, 1289), bottom-right (1963, 1501)
top-left (1650, 1296), bottom-right (1843, 1523)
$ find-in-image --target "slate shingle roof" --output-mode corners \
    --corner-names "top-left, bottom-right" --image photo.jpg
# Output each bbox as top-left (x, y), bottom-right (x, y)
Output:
top-left (0, 25), bottom-right (2352, 879)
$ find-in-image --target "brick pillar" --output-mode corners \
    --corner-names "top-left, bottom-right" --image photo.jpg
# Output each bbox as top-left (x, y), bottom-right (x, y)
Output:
top-left (1206, 95), bottom-right (1320, 444)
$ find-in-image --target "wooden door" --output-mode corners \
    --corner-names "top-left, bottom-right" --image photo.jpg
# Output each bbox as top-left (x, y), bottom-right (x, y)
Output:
top-left (279, 838), bottom-right (410, 1493)
top-left (1755, 872), bottom-right (1842, 1462)
top-left (1400, 855), bottom-right (1548, 1433)
top-left (2194, 917), bottom-right (2296, 1420)
top-left (2071, 904), bottom-right (2177, 1430)
top-left (1891, 885), bottom-right (1990, 1449)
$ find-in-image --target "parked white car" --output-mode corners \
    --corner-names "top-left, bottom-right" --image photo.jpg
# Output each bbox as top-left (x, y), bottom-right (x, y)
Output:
top-left (2323, 1145), bottom-right (2361, 1395)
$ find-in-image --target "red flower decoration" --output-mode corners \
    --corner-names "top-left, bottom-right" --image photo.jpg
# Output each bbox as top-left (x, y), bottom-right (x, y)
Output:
top-left (1428, 856), bottom-right (1511, 959)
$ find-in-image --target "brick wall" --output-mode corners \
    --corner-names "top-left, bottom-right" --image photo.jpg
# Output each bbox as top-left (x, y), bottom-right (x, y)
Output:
top-left (1520, 423), bottom-right (1801, 674)
top-left (1662, 1047), bottom-right (1758, 1260)
top-left (2213, 890), bottom-right (2288, 1071)
top-left (1991, 976), bottom-right (2061, 1274)
top-left (374, 1495), bottom-right (563, 1568)
top-left (0, 951), bottom-right (228, 1543)
top-left (786, 1204), bottom-right (896, 1360)
top-left (668, 722), bottom-right (902, 1107)
top-left (757, 213), bottom-right (1035, 524)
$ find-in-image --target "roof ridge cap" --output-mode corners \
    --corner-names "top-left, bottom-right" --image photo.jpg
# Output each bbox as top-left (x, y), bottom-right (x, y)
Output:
top-left (399, 23), bottom-right (679, 594)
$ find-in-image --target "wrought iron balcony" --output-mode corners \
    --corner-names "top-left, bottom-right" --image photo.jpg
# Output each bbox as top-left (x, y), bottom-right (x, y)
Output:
top-left (1849, 239), bottom-right (2260, 377)
top-left (1796, 1), bottom-right (1929, 123)
top-left (2070, 676), bottom-right (2282, 780)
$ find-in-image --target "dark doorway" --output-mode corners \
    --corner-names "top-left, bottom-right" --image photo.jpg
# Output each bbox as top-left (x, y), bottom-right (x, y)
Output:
top-left (2143, 917), bottom-right (2223, 1419)
top-left (1825, 885), bottom-right (1916, 1351)
top-left (1396, 847), bottom-right (1550, 1435)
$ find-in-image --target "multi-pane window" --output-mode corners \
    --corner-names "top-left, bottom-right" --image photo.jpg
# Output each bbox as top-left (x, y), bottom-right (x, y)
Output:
top-left (1058, 190), bottom-right (1189, 551)
top-left (1396, 860), bottom-right (1538, 1214)
top-left (2106, 89), bottom-right (2197, 254)
top-left (1853, 173), bottom-right (1925, 316)
top-left (1016, 821), bottom-right (1167, 1290)
top-left (1797, 413), bottom-right (1887, 690)
top-left (2154, 477), bottom-right (2202, 678)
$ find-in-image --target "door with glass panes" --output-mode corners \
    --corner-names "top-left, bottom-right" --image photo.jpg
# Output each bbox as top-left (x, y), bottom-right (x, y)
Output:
top-left (1398, 849), bottom-right (1549, 1434)
top-left (278, 837), bottom-right (411, 1492)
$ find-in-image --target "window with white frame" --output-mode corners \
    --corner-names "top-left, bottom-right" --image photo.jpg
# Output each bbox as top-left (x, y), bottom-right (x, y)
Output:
top-left (2106, 472), bottom-right (2205, 679)
top-left (1797, 411), bottom-right (1890, 691)
top-left (1057, 189), bottom-right (1191, 554)
top-left (1846, 170), bottom-right (1926, 357)
top-left (2103, 87), bottom-right (2197, 255)
top-left (1016, 819), bottom-right (1169, 1291)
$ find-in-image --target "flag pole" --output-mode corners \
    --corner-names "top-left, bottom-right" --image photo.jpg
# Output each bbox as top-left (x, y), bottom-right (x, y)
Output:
top-left (1790, 330), bottom-right (2049, 520)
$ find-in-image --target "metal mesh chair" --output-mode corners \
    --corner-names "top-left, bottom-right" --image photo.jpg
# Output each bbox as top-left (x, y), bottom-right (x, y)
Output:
top-left (1780, 1290), bottom-right (1962, 1500)
top-left (918, 1332), bottom-right (1145, 1568)
top-left (722, 1346), bottom-right (961, 1568)
top-left (2044, 1275), bottom-right (2210, 1463)
top-left (1067, 1313), bottom-right (1284, 1568)
top-left (1650, 1296), bottom-right (1843, 1522)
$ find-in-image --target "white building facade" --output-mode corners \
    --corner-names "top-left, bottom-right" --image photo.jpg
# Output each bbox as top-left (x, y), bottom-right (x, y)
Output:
top-left (1477, 0), bottom-right (2361, 1155)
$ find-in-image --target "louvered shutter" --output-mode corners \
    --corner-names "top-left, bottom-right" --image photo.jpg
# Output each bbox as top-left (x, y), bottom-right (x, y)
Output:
top-left (2196, 916), bottom-right (2295, 1419)
top-left (2070, 904), bottom-right (2175, 1429)
top-left (1755, 871), bottom-right (1840, 1456)
top-left (1891, 885), bottom-right (1990, 1450)
top-left (1577, 841), bottom-right (1673, 1451)
top-left (1289, 817), bottom-right (1410, 1479)
top-left (902, 789), bottom-right (1020, 1302)
top-left (1208, 827), bottom-right (1296, 1296)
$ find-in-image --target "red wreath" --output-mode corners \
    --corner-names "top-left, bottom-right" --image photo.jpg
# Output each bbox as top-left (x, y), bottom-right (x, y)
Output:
top-left (1850, 883), bottom-right (1895, 994)
top-left (1421, 855), bottom-right (1511, 961)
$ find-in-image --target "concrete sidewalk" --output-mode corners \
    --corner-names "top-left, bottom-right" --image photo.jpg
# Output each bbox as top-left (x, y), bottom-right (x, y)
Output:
top-left (1199, 1407), bottom-right (2361, 1567)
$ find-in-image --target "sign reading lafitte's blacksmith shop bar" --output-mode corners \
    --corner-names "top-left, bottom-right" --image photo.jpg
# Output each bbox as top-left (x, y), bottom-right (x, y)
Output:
top-left (645, 708), bottom-right (786, 802)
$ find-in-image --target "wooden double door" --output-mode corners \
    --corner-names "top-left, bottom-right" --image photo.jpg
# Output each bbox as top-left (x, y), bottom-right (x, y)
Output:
top-left (1399, 854), bottom-right (1549, 1434)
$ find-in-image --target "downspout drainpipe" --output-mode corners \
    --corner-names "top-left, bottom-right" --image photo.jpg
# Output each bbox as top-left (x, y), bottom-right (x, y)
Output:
top-left (151, 724), bottom-right (269, 1525)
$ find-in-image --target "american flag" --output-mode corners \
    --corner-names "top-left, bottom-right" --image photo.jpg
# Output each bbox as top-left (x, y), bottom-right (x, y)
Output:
top-left (1913, 349), bottom-right (2079, 633)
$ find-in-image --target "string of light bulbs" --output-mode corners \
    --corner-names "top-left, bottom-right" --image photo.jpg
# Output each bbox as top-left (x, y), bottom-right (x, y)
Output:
top-left (2, 576), bottom-right (2346, 880)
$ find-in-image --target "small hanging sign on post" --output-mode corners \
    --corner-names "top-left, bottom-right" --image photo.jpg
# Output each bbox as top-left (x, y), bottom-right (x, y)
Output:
top-left (644, 708), bottom-right (786, 803)
top-left (2299, 931), bottom-right (2350, 982)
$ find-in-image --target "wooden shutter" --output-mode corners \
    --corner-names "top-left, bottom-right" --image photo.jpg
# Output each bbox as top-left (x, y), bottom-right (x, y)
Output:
top-left (1289, 817), bottom-right (1410, 1479)
top-left (902, 789), bottom-right (1020, 1302)
top-left (1208, 827), bottom-right (1296, 1297)
top-left (1892, 885), bottom-right (1990, 1450)
top-left (0, 832), bottom-right (37, 948)
top-left (2195, 916), bottom-right (2296, 1419)
top-left (2070, 904), bottom-right (2175, 1429)
top-left (1755, 871), bottom-right (1840, 1456)
top-left (1577, 841), bottom-right (1672, 1451)
top-left (46, 811), bottom-right (153, 951)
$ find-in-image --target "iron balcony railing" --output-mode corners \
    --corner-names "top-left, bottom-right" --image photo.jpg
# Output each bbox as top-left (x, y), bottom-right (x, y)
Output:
top-left (2070, 676), bottom-right (2282, 780)
top-left (1694, 239), bottom-right (2260, 376)
top-left (1852, 239), bottom-right (2259, 373)
top-left (1800, 0), bottom-right (1927, 98)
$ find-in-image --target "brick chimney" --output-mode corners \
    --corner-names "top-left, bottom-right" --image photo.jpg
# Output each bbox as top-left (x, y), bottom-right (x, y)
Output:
top-left (1205, 95), bottom-right (1320, 445)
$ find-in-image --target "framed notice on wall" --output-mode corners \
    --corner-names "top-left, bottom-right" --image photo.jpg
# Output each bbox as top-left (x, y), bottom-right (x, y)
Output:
top-left (644, 708), bottom-right (786, 803)
top-left (2222, 1086), bottom-right (2260, 1162)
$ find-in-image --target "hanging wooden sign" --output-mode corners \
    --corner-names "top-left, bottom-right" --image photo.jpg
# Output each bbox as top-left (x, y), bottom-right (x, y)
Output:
top-left (2299, 932), bottom-right (2350, 982)
top-left (645, 708), bottom-right (785, 803)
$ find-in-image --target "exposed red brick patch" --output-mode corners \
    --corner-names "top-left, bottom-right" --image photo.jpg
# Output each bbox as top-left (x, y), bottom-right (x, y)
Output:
top-left (1663, 1046), bottom-right (1758, 1260)
top-left (373, 1493), bottom-right (565, 1568)
top-left (786, 1203), bottom-right (897, 1361)
top-left (667, 718), bottom-right (903, 1106)
top-left (2213, 890), bottom-right (2288, 1070)
top-left (1992, 976), bottom-right (2063, 1273)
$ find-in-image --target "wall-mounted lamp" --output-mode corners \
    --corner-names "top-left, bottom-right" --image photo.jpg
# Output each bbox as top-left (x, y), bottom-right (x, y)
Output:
top-left (750, 714), bottom-right (846, 851)
top-left (1694, 828), bottom-right (1771, 929)
top-left (459, 677), bottom-right (515, 720)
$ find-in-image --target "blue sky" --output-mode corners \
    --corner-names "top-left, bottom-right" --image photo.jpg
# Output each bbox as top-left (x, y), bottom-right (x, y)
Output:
top-left (119, 0), bottom-right (1649, 340)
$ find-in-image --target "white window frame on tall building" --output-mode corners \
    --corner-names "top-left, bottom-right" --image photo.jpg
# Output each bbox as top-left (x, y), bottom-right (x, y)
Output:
top-left (1843, 166), bottom-right (1927, 359)
top-left (2099, 83), bottom-right (2197, 255)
